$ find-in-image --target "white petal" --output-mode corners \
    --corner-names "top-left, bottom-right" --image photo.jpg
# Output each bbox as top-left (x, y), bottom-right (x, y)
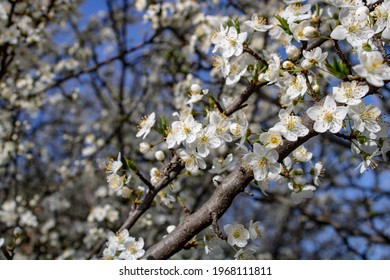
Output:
top-left (324, 95), bottom-right (336, 110)
top-left (307, 106), bottom-right (325, 121)
top-left (330, 25), bottom-right (347, 40)
top-left (334, 106), bottom-right (348, 120)
top-left (313, 120), bottom-right (329, 133)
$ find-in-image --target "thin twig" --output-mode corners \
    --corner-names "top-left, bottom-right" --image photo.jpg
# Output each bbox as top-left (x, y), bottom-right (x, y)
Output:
top-left (211, 212), bottom-right (227, 241)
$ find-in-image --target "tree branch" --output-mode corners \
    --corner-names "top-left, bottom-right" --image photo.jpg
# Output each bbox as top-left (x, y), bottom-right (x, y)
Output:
top-left (142, 81), bottom-right (383, 259)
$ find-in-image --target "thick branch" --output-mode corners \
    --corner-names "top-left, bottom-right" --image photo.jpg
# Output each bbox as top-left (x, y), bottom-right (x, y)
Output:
top-left (143, 109), bottom-right (318, 260)
top-left (143, 165), bottom-right (253, 259)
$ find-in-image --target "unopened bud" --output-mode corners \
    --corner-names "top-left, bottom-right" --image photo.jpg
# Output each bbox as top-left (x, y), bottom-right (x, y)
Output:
top-left (166, 225), bottom-right (176, 233)
top-left (313, 84), bottom-right (320, 93)
top-left (286, 45), bottom-right (300, 60)
top-left (301, 59), bottom-right (313, 70)
top-left (190, 83), bottom-right (202, 94)
top-left (14, 227), bottom-right (22, 238)
top-left (155, 150), bottom-right (165, 161)
top-left (303, 26), bottom-right (319, 38)
top-left (282, 60), bottom-right (295, 70)
top-left (139, 142), bottom-right (151, 154)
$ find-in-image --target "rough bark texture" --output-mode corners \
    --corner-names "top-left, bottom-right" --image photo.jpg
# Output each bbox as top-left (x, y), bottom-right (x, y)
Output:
top-left (143, 166), bottom-right (254, 259)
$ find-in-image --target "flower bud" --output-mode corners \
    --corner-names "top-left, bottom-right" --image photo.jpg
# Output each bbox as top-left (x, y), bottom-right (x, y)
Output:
top-left (14, 227), bottom-right (22, 238)
top-left (155, 150), bottom-right (165, 161)
top-left (303, 26), bottom-right (319, 38)
top-left (313, 84), bottom-right (320, 93)
top-left (282, 60), bottom-right (295, 70)
top-left (139, 142), bottom-right (151, 153)
top-left (301, 59), bottom-right (313, 70)
top-left (166, 225), bottom-right (176, 233)
top-left (286, 44), bottom-right (300, 60)
top-left (190, 83), bottom-right (202, 94)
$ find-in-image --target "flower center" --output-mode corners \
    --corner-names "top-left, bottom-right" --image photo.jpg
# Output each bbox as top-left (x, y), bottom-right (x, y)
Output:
top-left (200, 135), bottom-right (209, 144)
top-left (257, 158), bottom-right (267, 169)
top-left (344, 86), bottom-right (353, 99)
top-left (286, 118), bottom-right (297, 130)
top-left (257, 16), bottom-right (266, 26)
top-left (233, 229), bottom-right (241, 239)
top-left (324, 111), bottom-right (334, 123)
top-left (270, 135), bottom-right (280, 145)
top-left (229, 39), bottom-right (237, 46)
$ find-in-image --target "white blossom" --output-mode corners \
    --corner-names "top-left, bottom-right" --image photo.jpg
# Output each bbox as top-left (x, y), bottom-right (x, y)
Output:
top-left (352, 51), bottom-right (390, 87)
top-left (179, 147), bottom-right (206, 173)
top-left (307, 95), bottom-right (348, 133)
top-left (312, 161), bottom-right (324, 186)
top-left (259, 128), bottom-right (283, 149)
top-left (209, 111), bottom-right (233, 143)
top-left (195, 125), bottom-right (222, 157)
top-left (273, 109), bottom-right (309, 141)
top-left (118, 237), bottom-right (145, 260)
top-left (245, 143), bottom-right (281, 181)
top-left (347, 101), bottom-right (382, 133)
top-left (225, 54), bottom-right (250, 86)
top-left (293, 145), bottom-right (313, 162)
top-left (330, 8), bottom-right (374, 48)
top-left (166, 114), bottom-right (202, 148)
top-left (244, 14), bottom-right (273, 32)
top-left (209, 153), bottom-right (236, 174)
top-left (136, 112), bottom-right (156, 139)
top-left (212, 55), bottom-right (230, 77)
top-left (332, 81), bottom-right (368, 105)
top-left (371, 0), bottom-right (390, 39)
top-left (249, 220), bottom-right (262, 240)
top-left (224, 224), bottom-right (250, 248)
top-left (155, 150), bottom-right (165, 161)
top-left (212, 25), bottom-right (247, 58)
top-left (290, 20), bottom-right (311, 41)
top-left (106, 153), bottom-right (123, 176)
top-left (286, 75), bottom-right (308, 99)
top-left (356, 147), bottom-right (381, 173)
top-left (234, 249), bottom-right (256, 260)
top-left (186, 84), bottom-right (208, 105)
top-left (139, 142), bottom-right (151, 153)
top-left (258, 53), bottom-right (281, 85)
top-left (280, 3), bottom-right (312, 24)
top-left (301, 47), bottom-right (327, 70)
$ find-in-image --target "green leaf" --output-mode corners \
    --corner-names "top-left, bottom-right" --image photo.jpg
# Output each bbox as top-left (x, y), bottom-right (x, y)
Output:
top-left (325, 56), bottom-right (350, 79)
top-left (157, 116), bottom-right (168, 137)
top-left (124, 157), bottom-right (137, 172)
top-left (275, 15), bottom-right (292, 35)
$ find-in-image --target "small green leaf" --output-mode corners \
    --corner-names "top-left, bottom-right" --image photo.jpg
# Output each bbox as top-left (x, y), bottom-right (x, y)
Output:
top-left (325, 56), bottom-right (350, 79)
top-left (125, 157), bottom-right (137, 172)
top-left (275, 15), bottom-right (292, 35)
top-left (157, 116), bottom-right (168, 137)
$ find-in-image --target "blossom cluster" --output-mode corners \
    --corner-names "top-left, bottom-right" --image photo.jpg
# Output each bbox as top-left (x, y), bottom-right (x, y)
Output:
top-left (103, 229), bottom-right (145, 260)
top-left (104, 0), bottom-right (390, 259)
